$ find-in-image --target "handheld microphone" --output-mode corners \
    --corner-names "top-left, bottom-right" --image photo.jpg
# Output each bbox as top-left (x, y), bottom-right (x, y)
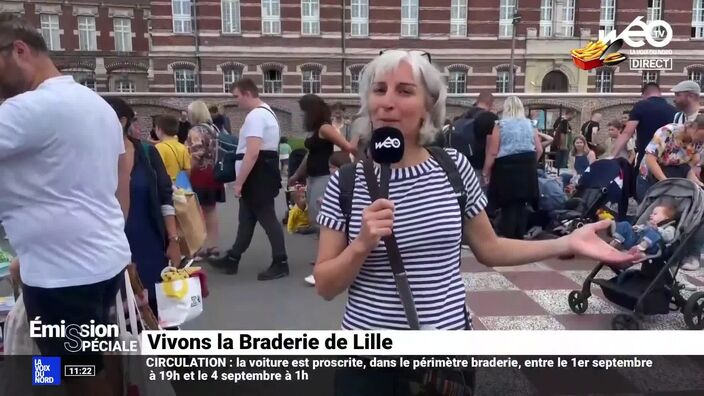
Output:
top-left (370, 127), bottom-right (405, 199)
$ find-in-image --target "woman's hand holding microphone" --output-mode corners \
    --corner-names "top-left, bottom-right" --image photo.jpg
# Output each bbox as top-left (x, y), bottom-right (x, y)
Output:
top-left (356, 199), bottom-right (395, 252)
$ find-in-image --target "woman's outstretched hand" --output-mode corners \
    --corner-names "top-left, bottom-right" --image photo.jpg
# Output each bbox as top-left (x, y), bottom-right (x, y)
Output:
top-left (565, 220), bottom-right (645, 263)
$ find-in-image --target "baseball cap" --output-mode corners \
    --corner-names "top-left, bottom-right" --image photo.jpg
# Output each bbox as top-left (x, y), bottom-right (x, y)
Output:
top-left (671, 80), bottom-right (702, 94)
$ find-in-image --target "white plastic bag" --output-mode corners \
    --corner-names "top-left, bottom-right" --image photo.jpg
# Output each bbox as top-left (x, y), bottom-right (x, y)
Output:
top-left (2, 294), bottom-right (39, 355)
top-left (155, 272), bottom-right (203, 328)
top-left (117, 270), bottom-right (176, 396)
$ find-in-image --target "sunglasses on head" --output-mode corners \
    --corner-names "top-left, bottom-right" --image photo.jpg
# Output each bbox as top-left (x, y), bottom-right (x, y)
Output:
top-left (379, 49), bottom-right (432, 63)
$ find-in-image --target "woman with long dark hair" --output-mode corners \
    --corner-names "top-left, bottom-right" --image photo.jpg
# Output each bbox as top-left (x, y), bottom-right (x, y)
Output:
top-left (103, 97), bottom-right (181, 317)
top-left (289, 95), bottom-right (356, 285)
top-left (289, 94), bottom-right (356, 230)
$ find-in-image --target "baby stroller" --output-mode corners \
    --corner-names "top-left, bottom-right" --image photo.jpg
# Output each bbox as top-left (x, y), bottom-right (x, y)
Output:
top-left (539, 158), bottom-right (632, 238)
top-left (567, 178), bottom-right (704, 330)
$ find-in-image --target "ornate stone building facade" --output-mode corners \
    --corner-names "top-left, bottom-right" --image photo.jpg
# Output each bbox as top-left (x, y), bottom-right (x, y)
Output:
top-left (0, 0), bottom-right (151, 92)
top-left (150, 0), bottom-right (704, 95)
top-left (119, 92), bottom-right (648, 143)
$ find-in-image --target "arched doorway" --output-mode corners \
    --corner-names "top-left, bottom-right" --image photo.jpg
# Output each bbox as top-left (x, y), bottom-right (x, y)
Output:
top-left (541, 70), bottom-right (569, 93)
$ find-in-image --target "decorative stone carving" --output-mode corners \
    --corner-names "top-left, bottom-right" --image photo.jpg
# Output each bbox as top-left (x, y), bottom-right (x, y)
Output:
top-left (35, 4), bottom-right (62, 15)
top-left (72, 6), bottom-right (99, 17)
top-left (108, 8), bottom-right (134, 19)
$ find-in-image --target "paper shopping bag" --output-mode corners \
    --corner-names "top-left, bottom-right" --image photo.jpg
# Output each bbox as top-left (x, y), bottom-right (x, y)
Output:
top-left (3, 294), bottom-right (39, 355)
top-left (155, 276), bottom-right (203, 328)
top-left (117, 271), bottom-right (176, 396)
top-left (173, 192), bottom-right (207, 256)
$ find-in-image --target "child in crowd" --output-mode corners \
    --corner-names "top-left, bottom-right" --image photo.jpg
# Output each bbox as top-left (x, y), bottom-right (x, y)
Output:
top-left (287, 186), bottom-right (315, 235)
top-left (304, 152), bottom-right (353, 287)
top-left (155, 115), bottom-right (191, 182)
top-left (610, 202), bottom-right (677, 256)
top-left (602, 120), bottom-right (636, 163)
top-left (562, 135), bottom-right (596, 193)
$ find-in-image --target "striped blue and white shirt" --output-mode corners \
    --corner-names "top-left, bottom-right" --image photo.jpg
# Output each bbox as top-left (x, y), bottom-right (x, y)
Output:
top-left (317, 149), bottom-right (487, 330)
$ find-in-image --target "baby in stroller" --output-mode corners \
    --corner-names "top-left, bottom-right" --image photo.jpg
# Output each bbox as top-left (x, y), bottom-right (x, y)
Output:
top-left (568, 179), bottom-right (704, 330)
top-left (610, 201), bottom-right (677, 256)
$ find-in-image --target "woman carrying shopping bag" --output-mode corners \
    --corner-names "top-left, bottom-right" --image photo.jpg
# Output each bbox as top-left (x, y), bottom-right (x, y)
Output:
top-left (104, 97), bottom-right (181, 318)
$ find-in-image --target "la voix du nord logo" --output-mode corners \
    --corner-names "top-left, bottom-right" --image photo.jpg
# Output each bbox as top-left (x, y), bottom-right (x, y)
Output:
top-left (571, 16), bottom-right (673, 71)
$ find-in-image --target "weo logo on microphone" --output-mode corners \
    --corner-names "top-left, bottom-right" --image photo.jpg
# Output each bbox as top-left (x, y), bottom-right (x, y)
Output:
top-left (370, 126), bottom-right (404, 164)
top-left (375, 136), bottom-right (401, 150)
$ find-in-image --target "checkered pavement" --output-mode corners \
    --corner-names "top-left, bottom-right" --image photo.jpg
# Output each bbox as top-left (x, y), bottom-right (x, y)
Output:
top-left (460, 248), bottom-right (704, 331)
top-left (474, 355), bottom-right (704, 395)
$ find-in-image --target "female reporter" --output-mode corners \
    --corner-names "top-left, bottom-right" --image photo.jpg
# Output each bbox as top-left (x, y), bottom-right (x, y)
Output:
top-left (313, 50), bottom-right (640, 394)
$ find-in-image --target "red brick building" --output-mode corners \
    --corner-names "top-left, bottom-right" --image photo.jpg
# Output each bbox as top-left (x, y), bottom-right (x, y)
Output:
top-left (0, 0), bottom-right (151, 92)
top-left (149, 0), bottom-right (704, 94)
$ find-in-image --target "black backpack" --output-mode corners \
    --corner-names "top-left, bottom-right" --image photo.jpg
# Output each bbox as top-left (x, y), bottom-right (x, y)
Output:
top-left (337, 146), bottom-right (467, 240)
top-left (449, 109), bottom-right (484, 163)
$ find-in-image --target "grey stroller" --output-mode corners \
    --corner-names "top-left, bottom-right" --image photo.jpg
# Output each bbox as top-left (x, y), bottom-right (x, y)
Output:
top-left (568, 178), bottom-right (704, 330)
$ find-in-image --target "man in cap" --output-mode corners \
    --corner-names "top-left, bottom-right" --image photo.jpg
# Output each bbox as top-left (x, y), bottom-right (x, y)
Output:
top-left (672, 80), bottom-right (702, 124)
top-left (671, 80), bottom-right (703, 272)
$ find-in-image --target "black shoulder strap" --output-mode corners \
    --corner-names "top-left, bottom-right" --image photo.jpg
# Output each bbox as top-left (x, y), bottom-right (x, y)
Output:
top-left (362, 159), bottom-right (421, 330)
top-left (426, 146), bottom-right (467, 216)
top-left (337, 162), bottom-right (357, 242)
top-left (257, 105), bottom-right (278, 121)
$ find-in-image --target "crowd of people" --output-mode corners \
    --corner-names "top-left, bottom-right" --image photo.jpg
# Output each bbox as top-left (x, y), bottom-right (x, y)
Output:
top-left (1, 12), bottom-right (703, 396)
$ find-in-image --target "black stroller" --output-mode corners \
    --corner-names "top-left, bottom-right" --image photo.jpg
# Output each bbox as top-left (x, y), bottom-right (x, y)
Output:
top-left (534, 158), bottom-right (632, 239)
top-left (568, 178), bottom-right (704, 330)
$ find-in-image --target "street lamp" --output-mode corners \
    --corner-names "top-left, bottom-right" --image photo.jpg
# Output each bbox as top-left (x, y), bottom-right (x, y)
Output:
top-left (508, 12), bottom-right (522, 93)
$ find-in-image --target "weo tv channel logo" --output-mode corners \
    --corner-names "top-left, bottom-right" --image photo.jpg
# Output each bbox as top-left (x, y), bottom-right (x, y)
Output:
top-left (29, 316), bottom-right (138, 353)
top-left (599, 16), bottom-right (673, 71)
top-left (375, 136), bottom-right (401, 150)
top-left (32, 356), bottom-right (61, 386)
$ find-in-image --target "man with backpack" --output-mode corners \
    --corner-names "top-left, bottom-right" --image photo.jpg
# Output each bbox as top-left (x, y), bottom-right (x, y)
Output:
top-left (450, 92), bottom-right (498, 189)
top-left (212, 78), bottom-right (288, 281)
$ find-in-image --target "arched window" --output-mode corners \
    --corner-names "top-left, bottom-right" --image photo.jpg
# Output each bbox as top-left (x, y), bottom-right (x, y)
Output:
top-left (541, 70), bottom-right (568, 93)
top-left (223, 69), bottom-right (242, 93)
top-left (263, 69), bottom-right (282, 93)
top-left (688, 68), bottom-right (704, 88)
top-left (302, 69), bottom-right (321, 94)
top-left (174, 69), bottom-right (196, 93)
top-left (595, 68), bottom-right (613, 93)
top-left (448, 69), bottom-right (467, 94)
top-left (117, 79), bottom-right (136, 93)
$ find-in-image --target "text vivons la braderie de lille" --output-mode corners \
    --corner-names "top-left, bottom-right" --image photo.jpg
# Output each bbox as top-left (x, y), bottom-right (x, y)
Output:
top-left (148, 332), bottom-right (394, 351)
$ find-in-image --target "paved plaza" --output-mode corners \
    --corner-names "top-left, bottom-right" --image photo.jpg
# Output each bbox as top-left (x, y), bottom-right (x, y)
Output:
top-left (2, 188), bottom-right (703, 331)
top-left (3, 190), bottom-right (704, 395)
